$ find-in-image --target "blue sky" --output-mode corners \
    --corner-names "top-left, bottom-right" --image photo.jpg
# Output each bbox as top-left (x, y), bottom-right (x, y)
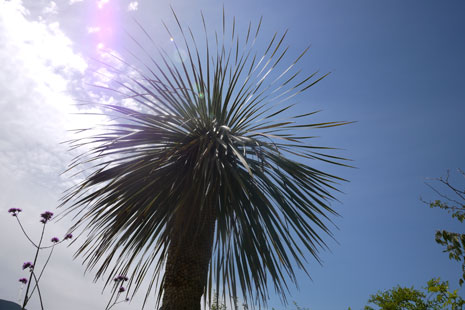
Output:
top-left (0, 0), bottom-right (464, 309)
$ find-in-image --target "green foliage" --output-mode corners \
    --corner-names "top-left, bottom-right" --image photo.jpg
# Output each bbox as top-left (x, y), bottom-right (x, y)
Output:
top-left (287, 302), bottom-right (311, 310)
top-left (211, 297), bottom-right (228, 310)
top-left (364, 278), bottom-right (465, 310)
top-left (270, 302), bottom-right (311, 310)
top-left (364, 286), bottom-right (428, 310)
top-left (424, 170), bottom-right (465, 285)
top-left (211, 300), bottom-right (310, 310)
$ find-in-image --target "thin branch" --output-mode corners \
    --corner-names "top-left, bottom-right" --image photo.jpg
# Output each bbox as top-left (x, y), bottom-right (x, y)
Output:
top-left (458, 168), bottom-right (465, 178)
top-left (104, 286), bottom-right (118, 310)
top-left (29, 245), bottom-right (55, 298)
top-left (440, 178), bottom-right (465, 201)
top-left (424, 182), bottom-right (464, 207)
top-left (39, 239), bottom-right (66, 250)
top-left (15, 217), bottom-right (38, 248)
top-left (31, 271), bottom-right (44, 310)
top-left (22, 223), bottom-right (45, 310)
top-left (107, 293), bottom-right (128, 310)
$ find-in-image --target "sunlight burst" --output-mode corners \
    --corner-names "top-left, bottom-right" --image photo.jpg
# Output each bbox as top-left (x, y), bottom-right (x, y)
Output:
top-left (87, 26), bottom-right (101, 34)
top-left (128, 1), bottom-right (138, 11)
top-left (97, 0), bottom-right (109, 9)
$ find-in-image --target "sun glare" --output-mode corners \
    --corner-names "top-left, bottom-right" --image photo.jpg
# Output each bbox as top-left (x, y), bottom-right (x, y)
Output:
top-left (97, 0), bottom-right (109, 9)
top-left (87, 26), bottom-right (101, 34)
top-left (89, 0), bottom-right (116, 52)
top-left (128, 1), bottom-right (138, 11)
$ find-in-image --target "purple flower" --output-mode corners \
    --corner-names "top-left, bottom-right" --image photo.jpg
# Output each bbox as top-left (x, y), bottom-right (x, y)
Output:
top-left (64, 233), bottom-right (73, 240)
top-left (22, 262), bottom-right (34, 270)
top-left (51, 237), bottom-right (59, 243)
top-left (40, 211), bottom-right (53, 223)
top-left (114, 275), bottom-right (129, 282)
top-left (8, 208), bottom-right (22, 216)
top-left (118, 287), bottom-right (125, 293)
top-left (18, 278), bottom-right (28, 284)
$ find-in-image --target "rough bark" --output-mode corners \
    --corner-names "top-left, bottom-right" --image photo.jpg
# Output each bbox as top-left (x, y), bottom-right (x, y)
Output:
top-left (160, 205), bottom-right (216, 310)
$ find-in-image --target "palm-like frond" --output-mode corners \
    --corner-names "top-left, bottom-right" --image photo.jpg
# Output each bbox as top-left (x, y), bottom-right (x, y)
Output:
top-left (62, 9), bottom-right (351, 308)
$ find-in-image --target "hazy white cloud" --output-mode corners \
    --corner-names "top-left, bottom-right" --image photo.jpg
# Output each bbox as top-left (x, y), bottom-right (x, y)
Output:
top-left (69, 0), bottom-right (84, 4)
top-left (0, 0), bottom-right (87, 186)
top-left (97, 0), bottom-right (109, 9)
top-left (0, 1), bottom-right (130, 309)
top-left (128, 1), bottom-right (138, 11)
top-left (87, 26), bottom-right (101, 33)
top-left (42, 0), bottom-right (58, 15)
top-left (0, 1), bottom-right (162, 309)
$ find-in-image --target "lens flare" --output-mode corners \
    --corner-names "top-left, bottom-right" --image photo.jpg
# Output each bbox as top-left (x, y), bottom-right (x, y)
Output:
top-left (97, 0), bottom-right (109, 9)
top-left (88, 0), bottom-right (117, 53)
top-left (87, 26), bottom-right (101, 34)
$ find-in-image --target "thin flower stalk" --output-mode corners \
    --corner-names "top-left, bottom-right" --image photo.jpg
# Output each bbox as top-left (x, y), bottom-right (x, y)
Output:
top-left (8, 209), bottom-right (73, 310)
top-left (30, 270), bottom-right (44, 310)
top-left (21, 222), bottom-right (45, 310)
top-left (105, 276), bottom-right (129, 310)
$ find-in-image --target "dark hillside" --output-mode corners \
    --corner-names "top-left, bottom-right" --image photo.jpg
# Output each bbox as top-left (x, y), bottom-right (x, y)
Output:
top-left (0, 300), bottom-right (21, 310)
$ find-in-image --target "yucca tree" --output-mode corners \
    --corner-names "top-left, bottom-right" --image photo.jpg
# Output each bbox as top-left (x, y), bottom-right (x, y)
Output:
top-left (62, 10), bottom-right (351, 310)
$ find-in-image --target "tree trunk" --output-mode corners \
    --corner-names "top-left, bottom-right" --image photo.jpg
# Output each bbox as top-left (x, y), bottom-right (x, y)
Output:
top-left (160, 205), bottom-right (216, 310)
